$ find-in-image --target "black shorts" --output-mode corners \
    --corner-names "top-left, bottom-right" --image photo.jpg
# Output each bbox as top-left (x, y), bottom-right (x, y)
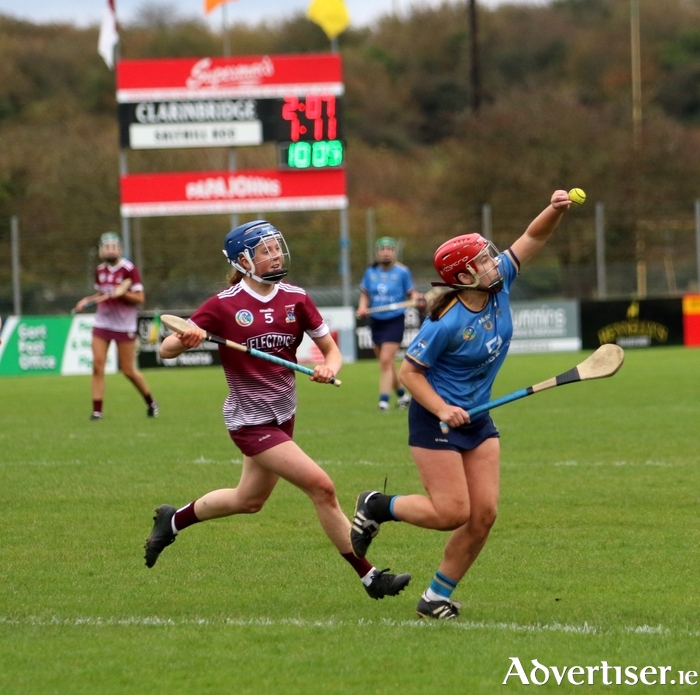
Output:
top-left (408, 399), bottom-right (499, 452)
top-left (370, 315), bottom-right (405, 345)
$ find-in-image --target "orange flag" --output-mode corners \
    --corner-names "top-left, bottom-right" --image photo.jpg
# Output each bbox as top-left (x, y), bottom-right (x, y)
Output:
top-left (205, 0), bottom-right (237, 15)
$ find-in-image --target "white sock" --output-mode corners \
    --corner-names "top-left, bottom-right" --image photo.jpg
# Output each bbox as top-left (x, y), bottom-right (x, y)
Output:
top-left (360, 567), bottom-right (377, 586)
top-left (424, 587), bottom-right (445, 602)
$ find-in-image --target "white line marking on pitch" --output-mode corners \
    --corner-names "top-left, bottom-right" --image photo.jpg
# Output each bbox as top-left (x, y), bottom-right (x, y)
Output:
top-left (0, 616), bottom-right (696, 637)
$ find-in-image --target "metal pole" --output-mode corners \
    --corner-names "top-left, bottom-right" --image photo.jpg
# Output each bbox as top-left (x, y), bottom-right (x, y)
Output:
top-left (119, 150), bottom-right (132, 259)
top-left (630, 0), bottom-right (642, 149)
top-left (229, 148), bottom-right (238, 231)
top-left (636, 225), bottom-right (646, 299)
top-left (695, 199), bottom-right (700, 288)
top-left (222, 3), bottom-right (230, 57)
top-left (11, 216), bottom-right (21, 316)
top-left (340, 207), bottom-right (351, 306)
top-left (481, 203), bottom-right (492, 241)
top-left (595, 201), bottom-right (607, 299)
top-left (366, 207), bottom-right (375, 266)
top-left (134, 217), bottom-right (144, 281)
top-left (468, 0), bottom-right (481, 114)
top-left (630, 1), bottom-right (645, 295)
top-left (222, 0), bottom-right (236, 232)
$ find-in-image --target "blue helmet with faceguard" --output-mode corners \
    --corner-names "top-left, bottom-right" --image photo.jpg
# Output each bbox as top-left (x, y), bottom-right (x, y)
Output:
top-left (222, 220), bottom-right (290, 284)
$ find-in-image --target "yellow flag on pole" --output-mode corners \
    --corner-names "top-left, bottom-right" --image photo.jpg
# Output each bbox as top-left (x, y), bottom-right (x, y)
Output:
top-left (205, 0), bottom-right (237, 15)
top-left (306, 0), bottom-right (351, 40)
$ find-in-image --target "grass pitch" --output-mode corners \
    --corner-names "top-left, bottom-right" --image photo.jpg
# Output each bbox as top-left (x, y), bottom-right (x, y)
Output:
top-left (1, 347), bottom-right (699, 693)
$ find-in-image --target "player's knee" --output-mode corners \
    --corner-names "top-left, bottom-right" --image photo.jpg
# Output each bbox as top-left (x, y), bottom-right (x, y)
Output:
top-left (436, 501), bottom-right (470, 530)
top-left (307, 475), bottom-right (337, 506)
top-left (470, 505), bottom-right (498, 537)
top-left (121, 365), bottom-right (139, 380)
top-left (239, 497), bottom-right (266, 514)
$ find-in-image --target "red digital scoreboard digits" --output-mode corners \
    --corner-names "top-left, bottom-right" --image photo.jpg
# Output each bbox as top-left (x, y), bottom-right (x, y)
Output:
top-left (280, 95), bottom-right (339, 142)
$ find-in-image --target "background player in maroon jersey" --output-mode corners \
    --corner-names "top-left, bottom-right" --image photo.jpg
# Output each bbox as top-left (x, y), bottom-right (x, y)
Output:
top-left (144, 220), bottom-right (410, 600)
top-left (74, 232), bottom-right (158, 420)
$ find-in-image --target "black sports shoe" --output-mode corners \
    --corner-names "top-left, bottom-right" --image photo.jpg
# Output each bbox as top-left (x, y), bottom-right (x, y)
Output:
top-left (416, 592), bottom-right (461, 620)
top-left (147, 401), bottom-right (159, 418)
top-left (365, 568), bottom-right (411, 600)
top-left (350, 491), bottom-right (381, 558)
top-left (144, 504), bottom-right (176, 568)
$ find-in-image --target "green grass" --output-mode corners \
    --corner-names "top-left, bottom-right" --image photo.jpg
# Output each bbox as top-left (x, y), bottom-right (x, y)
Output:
top-left (1, 347), bottom-right (699, 693)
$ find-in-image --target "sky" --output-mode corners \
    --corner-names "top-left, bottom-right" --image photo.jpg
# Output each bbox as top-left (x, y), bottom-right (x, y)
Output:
top-left (1, 0), bottom-right (546, 31)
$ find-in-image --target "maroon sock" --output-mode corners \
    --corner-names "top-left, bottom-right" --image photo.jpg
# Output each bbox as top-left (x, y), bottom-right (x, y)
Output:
top-left (92, 400), bottom-right (103, 414)
top-left (144, 394), bottom-right (154, 406)
top-left (173, 502), bottom-right (201, 532)
top-left (341, 552), bottom-right (374, 579)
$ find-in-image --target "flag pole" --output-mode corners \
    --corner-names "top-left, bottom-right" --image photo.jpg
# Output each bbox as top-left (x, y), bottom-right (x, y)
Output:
top-left (221, 0), bottom-right (238, 231)
top-left (222, 1), bottom-right (230, 57)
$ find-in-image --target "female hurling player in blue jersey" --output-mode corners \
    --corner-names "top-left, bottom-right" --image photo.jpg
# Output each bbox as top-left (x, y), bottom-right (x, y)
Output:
top-left (350, 190), bottom-right (573, 619)
top-left (356, 237), bottom-right (422, 411)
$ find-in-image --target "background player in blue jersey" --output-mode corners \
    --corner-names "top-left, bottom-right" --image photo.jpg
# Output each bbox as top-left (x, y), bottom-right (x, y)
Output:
top-left (350, 190), bottom-right (573, 619)
top-left (356, 237), bottom-right (422, 411)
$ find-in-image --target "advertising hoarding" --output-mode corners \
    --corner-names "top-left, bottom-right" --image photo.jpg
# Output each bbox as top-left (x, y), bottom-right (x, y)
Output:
top-left (580, 298), bottom-right (684, 349)
top-left (0, 316), bottom-right (117, 376)
top-left (120, 168), bottom-right (347, 217)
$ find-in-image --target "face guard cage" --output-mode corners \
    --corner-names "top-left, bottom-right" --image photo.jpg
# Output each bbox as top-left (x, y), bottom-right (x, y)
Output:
top-left (234, 234), bottom-right (291, 284)
top-left (468, 243), bottom-right (504, 293)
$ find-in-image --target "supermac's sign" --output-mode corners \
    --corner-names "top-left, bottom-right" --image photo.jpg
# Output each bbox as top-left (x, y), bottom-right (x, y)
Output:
top-left (116, 54), bottom-right (344, 150)
top-left (120, 168), bottom-right (348, 217)
top-left (116, 54), bottom-right (344, 101)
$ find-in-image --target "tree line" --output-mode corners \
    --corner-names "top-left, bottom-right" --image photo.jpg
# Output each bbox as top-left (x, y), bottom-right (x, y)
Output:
top-left (1, 0), bottom-right (700, 311)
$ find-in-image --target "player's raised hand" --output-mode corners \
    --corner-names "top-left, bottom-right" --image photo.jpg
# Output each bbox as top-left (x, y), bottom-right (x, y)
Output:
top-left (551, 189), bottom-right (573, 211)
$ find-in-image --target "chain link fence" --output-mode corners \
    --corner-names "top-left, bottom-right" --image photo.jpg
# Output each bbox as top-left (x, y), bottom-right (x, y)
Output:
top-left (2, 200), bottom-right (700, 316)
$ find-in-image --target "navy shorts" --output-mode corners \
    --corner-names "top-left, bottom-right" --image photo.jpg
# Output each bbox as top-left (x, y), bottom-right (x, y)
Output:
top-left (228, 417), bottom-right (295, 457)
top-left (370, 315), bottom-right (405, 345)
top-left (408, 399), bottom-right (499, 452)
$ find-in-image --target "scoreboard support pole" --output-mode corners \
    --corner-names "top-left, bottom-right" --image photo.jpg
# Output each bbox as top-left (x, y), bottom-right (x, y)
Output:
top-left (119, 149), bottom-right (132, 260)
top-left (340, 207), bottom-right (351, 307)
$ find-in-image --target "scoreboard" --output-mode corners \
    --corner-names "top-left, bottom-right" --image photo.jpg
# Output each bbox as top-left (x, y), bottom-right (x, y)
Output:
top-left (116, 54), bottom-right (345, 170)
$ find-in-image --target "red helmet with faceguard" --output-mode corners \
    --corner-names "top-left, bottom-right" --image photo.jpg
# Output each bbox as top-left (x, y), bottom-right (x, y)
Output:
top-left (433, 233), bottom-right (504, 293)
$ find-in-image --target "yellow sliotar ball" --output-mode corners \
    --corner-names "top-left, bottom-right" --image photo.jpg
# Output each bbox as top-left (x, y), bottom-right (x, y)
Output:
top-left (568, 188), bottom-right (586, 206)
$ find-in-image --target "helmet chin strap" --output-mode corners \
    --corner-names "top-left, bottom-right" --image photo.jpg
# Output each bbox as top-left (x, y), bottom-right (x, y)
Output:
top-left (259, 269), bottom-right (289, 283)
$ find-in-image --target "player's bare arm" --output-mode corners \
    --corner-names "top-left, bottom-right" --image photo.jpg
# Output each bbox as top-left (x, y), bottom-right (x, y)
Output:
top-left (121, 289), bottom-right (145, 305)
top-left (356, 290), bottom-right (370, 318)
top-left (160, 326), bottom-right (205, 359)
top-left (310, 333), bottom-right (343, 383)
top-left (399, 359), bottom-right (470, 427)
top-left (510, 189), bottom-right (571, 266)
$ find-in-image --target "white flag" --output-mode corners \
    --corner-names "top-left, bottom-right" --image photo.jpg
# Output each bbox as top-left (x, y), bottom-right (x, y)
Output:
top-left (98, 0), bottom-right (119, 69)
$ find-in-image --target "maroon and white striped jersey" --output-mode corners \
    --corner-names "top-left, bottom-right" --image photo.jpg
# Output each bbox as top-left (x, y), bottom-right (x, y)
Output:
top-left (93, 260), bottom-right (143, 333)
top-left (189, 281), bottom-right (329, 430)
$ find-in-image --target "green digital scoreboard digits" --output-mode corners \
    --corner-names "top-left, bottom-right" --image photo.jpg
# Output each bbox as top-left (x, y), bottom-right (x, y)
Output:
top-left (275, 94), bottom-right (345, 169)
top-left (278, 140), bottom-right (345, 170)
